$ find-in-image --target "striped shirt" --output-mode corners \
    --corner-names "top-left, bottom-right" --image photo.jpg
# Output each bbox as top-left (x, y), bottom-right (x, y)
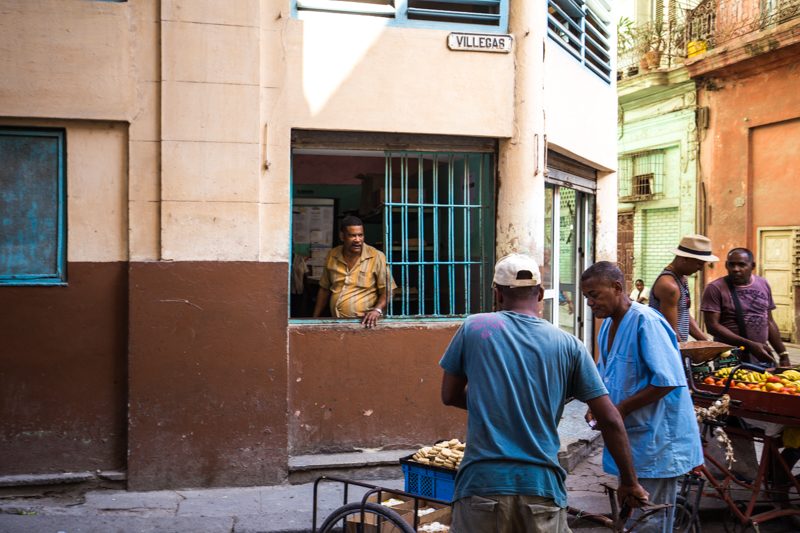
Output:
top-left (649, 269), bottom-right (691, 342)
top-left (319, 244), bottom-right (396, 318)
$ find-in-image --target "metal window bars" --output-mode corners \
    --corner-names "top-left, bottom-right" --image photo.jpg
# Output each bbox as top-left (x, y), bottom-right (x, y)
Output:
top-left (384, 151), bottom-right (494, 317)
top-left (618, 150), bottom-right (665, 202)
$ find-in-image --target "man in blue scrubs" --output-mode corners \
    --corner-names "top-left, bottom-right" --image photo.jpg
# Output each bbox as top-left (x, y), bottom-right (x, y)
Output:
top-left (581, 262), bottom-right (703, 533)
top-left (440, 253), bottom-right (648, 532)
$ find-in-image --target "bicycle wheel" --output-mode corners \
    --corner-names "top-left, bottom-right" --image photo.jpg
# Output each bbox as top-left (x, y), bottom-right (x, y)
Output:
top-left (318, 501), bottom-right (416, 533)
top-left (673, 496), bottom-right (700, 533)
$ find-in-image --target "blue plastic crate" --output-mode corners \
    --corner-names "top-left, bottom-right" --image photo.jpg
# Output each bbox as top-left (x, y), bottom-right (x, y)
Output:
top-left (400, 455), bottom-right (456, 502)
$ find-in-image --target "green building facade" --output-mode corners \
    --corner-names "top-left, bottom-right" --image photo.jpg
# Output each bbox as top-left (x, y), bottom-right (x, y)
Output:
top-left (617, 68), bottom-right (699, 294)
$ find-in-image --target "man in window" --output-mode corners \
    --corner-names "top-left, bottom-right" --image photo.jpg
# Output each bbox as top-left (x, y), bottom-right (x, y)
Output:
top-left (629, 278), bottom-right (650, 304)
top-left (312, 216), bottom-right (396, 328)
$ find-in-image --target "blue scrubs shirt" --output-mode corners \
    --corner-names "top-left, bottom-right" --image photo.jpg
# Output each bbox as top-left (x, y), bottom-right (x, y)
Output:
top-left (597, 303), bottom-right (703, 478)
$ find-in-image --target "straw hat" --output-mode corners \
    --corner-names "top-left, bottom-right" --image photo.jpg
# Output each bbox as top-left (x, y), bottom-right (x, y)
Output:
top-left (672, 234), bottom-right (719, 262)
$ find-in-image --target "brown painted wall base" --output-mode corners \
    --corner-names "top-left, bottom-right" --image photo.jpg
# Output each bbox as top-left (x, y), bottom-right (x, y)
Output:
top-left (0, 262), bottom-right (128, 475)
top-left (288, 323), bottom-right (467, 455)
top-left (128, 261), bottom-right (289, 490)
top-left (3, 260), bottom-right (468, 489)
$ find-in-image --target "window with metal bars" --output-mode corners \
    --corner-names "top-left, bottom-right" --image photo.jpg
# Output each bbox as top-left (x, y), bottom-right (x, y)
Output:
top-left (384, 151), bottom-right (495, 317)
top-left (547, 0), bottom-right (612, 82)
top-left (290, 132), bottom-right (496, 321)
top-left (618, 150), bottom-right (665, 202)
top-left (295, 0), bottom-right (508, 31)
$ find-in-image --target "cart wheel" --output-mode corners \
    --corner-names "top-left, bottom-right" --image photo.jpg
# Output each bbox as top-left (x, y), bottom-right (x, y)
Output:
top-left (672, 496), bottom-right (700, 533)
top-left (721, 504), bottom-right (756, 533)
top-left (318, 501), bottom-right (416, 533)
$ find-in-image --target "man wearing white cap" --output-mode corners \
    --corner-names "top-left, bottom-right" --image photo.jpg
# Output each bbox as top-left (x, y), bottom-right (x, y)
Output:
top-left (649, 234), bottom-right (719, 342)
top-left (440, 253), bottom-right (648, 532)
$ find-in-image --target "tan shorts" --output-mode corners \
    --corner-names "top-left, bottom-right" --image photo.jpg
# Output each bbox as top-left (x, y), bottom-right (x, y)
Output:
top-left (451, 494), bottom-right (572, 533)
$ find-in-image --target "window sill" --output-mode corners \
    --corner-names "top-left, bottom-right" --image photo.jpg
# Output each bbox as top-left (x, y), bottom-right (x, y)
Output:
top-left (297, 0), bottom-right (395, 17)
top-left (289, 317), bottom-right (466, 328)
top-left (0, 281), bottom-right (68, 287)
top-left (295, 8), bottom-right (509, 34)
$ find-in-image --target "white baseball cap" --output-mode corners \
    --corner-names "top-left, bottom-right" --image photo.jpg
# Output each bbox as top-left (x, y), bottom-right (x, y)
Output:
top-left (493, 253), bottom-right (542, 287)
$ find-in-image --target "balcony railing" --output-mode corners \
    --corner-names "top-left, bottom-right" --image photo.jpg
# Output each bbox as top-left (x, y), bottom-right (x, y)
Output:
top-left (617, 15), bottom-right (687, 79)
top-left (617, 0), bottom-right (800, 79)
top-left (685, 0), bottom-right (800, 53)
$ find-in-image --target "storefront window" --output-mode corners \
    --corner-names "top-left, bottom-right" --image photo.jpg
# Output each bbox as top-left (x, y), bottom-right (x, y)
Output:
top-left (290, 133), bottom-right (496, 320)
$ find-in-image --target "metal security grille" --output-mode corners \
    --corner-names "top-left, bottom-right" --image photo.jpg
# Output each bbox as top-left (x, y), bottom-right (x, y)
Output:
top-left (547, 0), bottom-right (612, 82)
top-left (384, 152), bottom-right (494, 317)
top-left (618, 150), bottom-right (665, 201)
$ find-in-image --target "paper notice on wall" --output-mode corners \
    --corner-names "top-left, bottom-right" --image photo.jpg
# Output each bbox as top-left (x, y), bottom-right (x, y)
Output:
top-left (293, 199), bottom-right (334, 279)
top-left (309, 229), bottom-right (324, 244)
top-left (310, 246), bottom-right (330, 262)
top-left (294, 203), bottom-right (333, 247)
top-left (293, 209), bottom-right (310, 244)
top-left (307, 245), bottom-right (332, 280)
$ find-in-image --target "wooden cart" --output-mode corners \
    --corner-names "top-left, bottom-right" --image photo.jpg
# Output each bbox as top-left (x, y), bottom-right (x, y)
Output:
top-left (683, 342), bottom-right (800, 530)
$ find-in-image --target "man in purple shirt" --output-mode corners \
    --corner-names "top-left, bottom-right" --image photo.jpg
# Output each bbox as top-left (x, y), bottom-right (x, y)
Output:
top-left (701, 247), bottom-right (789, 367)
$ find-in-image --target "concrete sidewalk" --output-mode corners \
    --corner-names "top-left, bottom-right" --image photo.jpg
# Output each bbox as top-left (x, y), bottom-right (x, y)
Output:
top-left (0, 402), bottom-right (599, 533)
top-left (4, 375), bottom-right (799, 533)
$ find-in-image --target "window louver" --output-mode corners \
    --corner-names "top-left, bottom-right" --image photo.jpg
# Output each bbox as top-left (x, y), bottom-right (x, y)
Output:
top-left (407, 0), bottom-right (502, 26)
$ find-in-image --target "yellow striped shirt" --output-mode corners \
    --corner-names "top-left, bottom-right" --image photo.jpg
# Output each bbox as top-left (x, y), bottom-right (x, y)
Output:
top-left (319, 244), bottom-right (396, 318)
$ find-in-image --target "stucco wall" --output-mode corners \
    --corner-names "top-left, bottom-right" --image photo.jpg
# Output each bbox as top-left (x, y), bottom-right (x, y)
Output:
top-left (545, 44), bottom-right (618, 172)
top-left (0, 1), bottom-right (134, 121)
top-left (698, 51), bottom-right (800, 272)
top-left (288, 323), bottom-right (465, 454)
top-left (617, 77), bottom-right (699, 300)
top-left (0, 120), bottom-right (129, 475)
top-left (0, 0), bottom-right (622, 488)
top-left (0, 263), bottom-right (128, 475)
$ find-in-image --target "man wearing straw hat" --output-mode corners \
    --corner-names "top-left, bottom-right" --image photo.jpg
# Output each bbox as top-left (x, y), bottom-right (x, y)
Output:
top-left (649, 234), bottom-right (718, 342)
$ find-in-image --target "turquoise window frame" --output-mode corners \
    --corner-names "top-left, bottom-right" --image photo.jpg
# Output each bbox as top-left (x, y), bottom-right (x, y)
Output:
top-left (294, 0), bottom-right (509, 33)
top-left (547, 0), bottom-right (612, 83)
top-left (0, 128), bottom-right (67, 286)
top-left (384, 151), bottom-right (495, 317)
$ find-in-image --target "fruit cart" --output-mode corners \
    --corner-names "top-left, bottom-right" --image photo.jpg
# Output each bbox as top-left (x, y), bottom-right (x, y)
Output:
top-left (683, 341), bottom-right (800, 530)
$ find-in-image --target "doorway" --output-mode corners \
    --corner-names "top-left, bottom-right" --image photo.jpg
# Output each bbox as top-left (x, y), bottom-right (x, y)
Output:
top-left (618, 211), bottom-right (635, 292)
top-left (543, 182), bottom-right (595, 347)
top-left (758, 227), bottom-right (798, 342)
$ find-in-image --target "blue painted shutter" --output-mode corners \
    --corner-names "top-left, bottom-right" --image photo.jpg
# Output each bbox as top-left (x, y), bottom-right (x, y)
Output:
top-left (0, 129), bottom-right (65, 284)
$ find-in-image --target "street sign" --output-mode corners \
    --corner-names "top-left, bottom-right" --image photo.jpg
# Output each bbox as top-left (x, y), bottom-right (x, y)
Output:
top-left (447, 32), bottom-right (513, 53)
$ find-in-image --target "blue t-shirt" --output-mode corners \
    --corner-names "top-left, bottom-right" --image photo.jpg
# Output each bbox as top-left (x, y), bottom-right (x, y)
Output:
top-left (597, 302), bottom-right (703, 478)
top-left (439, 311), bottom-right (608, 507)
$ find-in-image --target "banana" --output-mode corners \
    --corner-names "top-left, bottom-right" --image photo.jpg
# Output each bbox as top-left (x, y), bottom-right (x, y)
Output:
top-left (714, 368), bottom-right (775, 383)
top-left (780, 370), bottom-right (800, 381)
